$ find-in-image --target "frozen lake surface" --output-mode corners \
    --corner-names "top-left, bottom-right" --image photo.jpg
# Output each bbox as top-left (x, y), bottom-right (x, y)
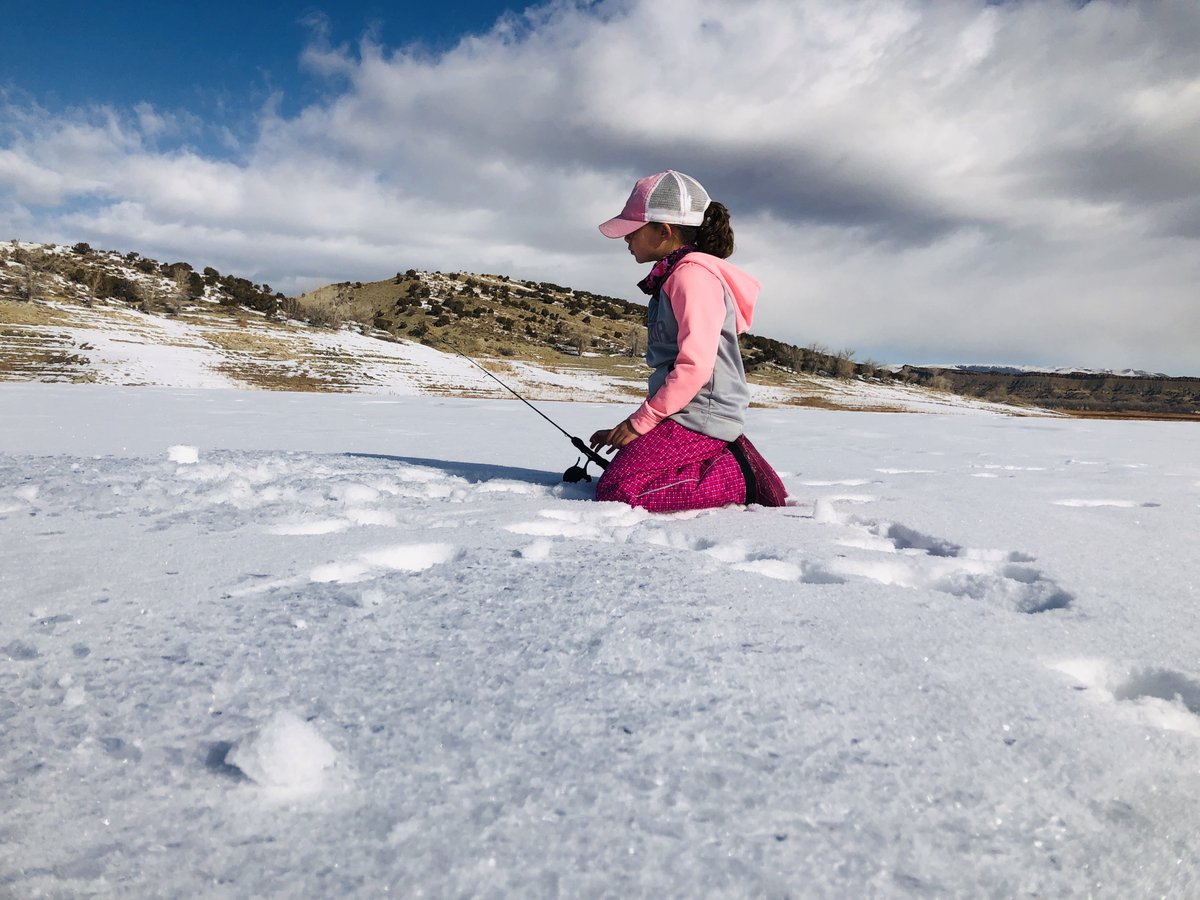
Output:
top-left (1, 384), bottom-right (1198, 897)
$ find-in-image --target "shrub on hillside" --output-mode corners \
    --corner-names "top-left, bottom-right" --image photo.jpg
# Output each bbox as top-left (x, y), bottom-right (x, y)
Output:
top-left (186, 271), bottom-right (205, 298)
top-left (96, 274), bottom-right (140, 303)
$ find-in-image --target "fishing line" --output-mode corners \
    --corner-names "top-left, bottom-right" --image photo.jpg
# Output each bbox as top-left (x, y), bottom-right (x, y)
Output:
top-left (450, 345), bottom-right (610, 476)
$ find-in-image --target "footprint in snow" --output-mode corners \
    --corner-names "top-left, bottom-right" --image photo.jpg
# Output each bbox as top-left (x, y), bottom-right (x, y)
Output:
top-left (779, 482), bottom-right (1140, 613)
top-left (501, 497), bottom-right (1071, 613)
top-left (797, 508), bottom-right (1073, 614)
top-left (681, 539), bottom-right (803, 581)
top-left (638, 533), bottom-right (832, 584)
top-left (1052, 660), bottom-right (1200, 738)
top-left (515, 497), bottom-right (1063, 604)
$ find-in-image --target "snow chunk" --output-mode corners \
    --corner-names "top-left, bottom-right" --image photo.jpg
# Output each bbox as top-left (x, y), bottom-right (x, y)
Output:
top-left (63, 685), bottom-right (86, 708)
top-left (813, 499), bottom-right (841, 524)
top-left (224, 711), bottom-right (338, 791)
top-left (167, 445), bottom-right (199, 464)
top-left (518, 540), bottom-right (553, 561)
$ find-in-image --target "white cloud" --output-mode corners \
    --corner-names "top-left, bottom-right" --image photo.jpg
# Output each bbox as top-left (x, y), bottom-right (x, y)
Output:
top-left (2, 0), bottom-right (1198, 373)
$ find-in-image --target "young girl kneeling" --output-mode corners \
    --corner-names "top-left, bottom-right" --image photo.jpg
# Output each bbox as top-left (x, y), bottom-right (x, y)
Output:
top-left (589, 170), bottom-right (787, 513)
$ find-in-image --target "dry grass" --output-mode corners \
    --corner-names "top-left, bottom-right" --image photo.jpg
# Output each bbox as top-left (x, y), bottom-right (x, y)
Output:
top-left (202, 328), bottom-right (302, 360)
top-left (0, 299), bottom-right (79, 327)
top-left (295, 283), bottom-right (385, 328)
top-left (205, 323), bottom-right (368, 391)
top-left (1060, 409), bottom-right (1200, 423)
top-left (0, 352), bottom-right (91, 381)
top-left (0, 328), bottom-right (92, 382)
top-left (216, 363), bottom-right (342, 393)
top-left (781, 395), bottom-right (905, 413)
top-left (747, 367), bottom-right (803, 387)
top-left (416, 383), bottom-right (499, 398)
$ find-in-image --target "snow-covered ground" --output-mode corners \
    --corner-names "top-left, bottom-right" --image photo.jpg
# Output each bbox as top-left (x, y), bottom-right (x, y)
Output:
top-left (2, 383), bottom-right (1197, 897)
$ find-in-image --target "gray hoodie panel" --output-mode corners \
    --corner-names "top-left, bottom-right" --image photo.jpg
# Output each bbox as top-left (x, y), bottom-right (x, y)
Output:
top-left (645, 284), bottom-right (749, 442)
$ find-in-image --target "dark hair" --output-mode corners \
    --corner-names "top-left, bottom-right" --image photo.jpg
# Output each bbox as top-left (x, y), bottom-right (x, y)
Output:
top-left (674, 201), bottom-right (734, 258)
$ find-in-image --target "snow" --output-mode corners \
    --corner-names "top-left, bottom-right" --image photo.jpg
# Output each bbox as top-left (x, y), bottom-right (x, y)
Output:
top-left (166, 444), bottom-right (199, 465)
top-left (2, 382), bottom-right (1199, 896)
top-left (224, 711), bottom-right (340, 794)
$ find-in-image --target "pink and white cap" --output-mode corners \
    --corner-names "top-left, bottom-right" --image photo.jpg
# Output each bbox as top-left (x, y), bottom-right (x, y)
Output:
top-left (598, 170), bottom-right (711, 238)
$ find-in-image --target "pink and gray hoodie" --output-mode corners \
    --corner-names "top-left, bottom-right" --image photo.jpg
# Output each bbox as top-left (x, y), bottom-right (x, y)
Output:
top-left (627, 252), bottom-right (761, 442)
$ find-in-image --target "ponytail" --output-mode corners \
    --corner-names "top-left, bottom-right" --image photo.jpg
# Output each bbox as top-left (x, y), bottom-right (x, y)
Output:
top-left (676, 201), bottom-right (735, 258)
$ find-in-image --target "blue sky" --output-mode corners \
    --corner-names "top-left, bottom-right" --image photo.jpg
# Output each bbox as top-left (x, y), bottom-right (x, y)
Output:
top-left (1, 2), bottom-right (519, 145)
top-left (2, 1), bottom-right (1198, 374)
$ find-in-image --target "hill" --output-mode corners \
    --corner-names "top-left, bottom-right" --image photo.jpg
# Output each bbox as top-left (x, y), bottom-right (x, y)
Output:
top-left (4, 239), bottom-right (1193, 419)
top-left (894, 365), bottom-right (1200, 421)
top-left (0, 240), bottom-right (1028, 417)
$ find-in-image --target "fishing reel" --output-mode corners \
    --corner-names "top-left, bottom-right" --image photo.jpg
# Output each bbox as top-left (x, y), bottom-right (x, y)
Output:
top-left (563, 456), bottom-right (598, 483)
top-left (563, 437), bottom-right (610, 484)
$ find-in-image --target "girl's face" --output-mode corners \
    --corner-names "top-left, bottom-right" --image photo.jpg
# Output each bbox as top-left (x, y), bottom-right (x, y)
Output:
top-left (625, 223), bottom-right (680, 264)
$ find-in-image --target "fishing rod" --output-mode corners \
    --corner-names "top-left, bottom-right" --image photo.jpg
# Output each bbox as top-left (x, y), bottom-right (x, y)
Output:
top-left (450, 345), bottom-right (610, 482)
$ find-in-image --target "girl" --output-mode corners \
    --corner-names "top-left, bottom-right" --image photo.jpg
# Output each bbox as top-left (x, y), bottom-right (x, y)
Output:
top-left (589, 170), bottom-right (787, 512)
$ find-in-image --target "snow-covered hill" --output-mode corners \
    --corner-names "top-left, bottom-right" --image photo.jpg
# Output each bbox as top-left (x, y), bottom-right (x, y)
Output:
top-left (0, 241), bottom-right (1044, 417)
top-left (1, 383), bottom-right (1197, 896)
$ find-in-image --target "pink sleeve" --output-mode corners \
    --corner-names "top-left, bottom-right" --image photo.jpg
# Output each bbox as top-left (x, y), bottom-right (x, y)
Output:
top-left (627, 264), bottom-right (726, 434)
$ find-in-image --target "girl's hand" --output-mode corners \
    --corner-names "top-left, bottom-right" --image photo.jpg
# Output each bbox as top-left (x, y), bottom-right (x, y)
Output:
top-left (589, 419), bottom-right (641, 453)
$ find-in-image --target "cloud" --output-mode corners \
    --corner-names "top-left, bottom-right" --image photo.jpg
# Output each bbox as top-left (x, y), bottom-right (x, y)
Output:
top-left (2, 0), bottom-right (1198, 373)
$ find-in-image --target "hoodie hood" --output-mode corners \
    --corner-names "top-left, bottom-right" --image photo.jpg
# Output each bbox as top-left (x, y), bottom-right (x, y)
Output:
top-left (669, 253), bottom-right (760, 333)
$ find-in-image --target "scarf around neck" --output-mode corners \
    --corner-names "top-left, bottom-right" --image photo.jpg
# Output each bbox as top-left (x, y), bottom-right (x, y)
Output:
top-left (637, 245), bottom-right (694, 296)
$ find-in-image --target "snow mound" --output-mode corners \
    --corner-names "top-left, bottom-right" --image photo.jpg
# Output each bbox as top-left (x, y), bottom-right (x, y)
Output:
top-left (224, 711), bottom-right (338, 791)
top-left (812, 498), bottom-right (841, 524)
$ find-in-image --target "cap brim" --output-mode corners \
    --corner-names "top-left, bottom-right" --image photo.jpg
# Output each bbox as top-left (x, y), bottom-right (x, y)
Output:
top-left (598, 216), bottom-right (646, 239)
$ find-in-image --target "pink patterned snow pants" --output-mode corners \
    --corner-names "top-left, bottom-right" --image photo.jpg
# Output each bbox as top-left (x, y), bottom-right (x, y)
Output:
top-left (595, 420), bottom-right (788, 513)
